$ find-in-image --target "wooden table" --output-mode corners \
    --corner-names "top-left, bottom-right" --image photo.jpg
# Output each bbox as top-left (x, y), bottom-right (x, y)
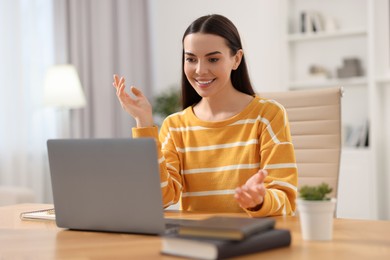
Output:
top-left (0, 204), bottom-right (389, 259)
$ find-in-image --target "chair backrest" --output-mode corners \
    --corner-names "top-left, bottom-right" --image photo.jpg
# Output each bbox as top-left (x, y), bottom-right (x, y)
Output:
top-left (260, 87), bottom-right (342, 199)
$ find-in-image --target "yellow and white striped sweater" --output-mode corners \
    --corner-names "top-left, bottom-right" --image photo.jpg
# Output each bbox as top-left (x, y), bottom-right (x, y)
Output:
top-left (132, 96), bottom-right (298, 217)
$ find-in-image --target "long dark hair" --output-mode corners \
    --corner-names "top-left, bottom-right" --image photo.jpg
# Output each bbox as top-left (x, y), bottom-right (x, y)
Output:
top-left (181, 14), bottom-right (254, 109)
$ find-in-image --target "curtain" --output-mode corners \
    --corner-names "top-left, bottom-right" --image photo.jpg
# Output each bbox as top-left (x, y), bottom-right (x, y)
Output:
top-left (0, 0), bottom-right (57, 202)
top-left (53, 0), bottom-right (153, 138)
top-left (0, 0), bottom-right (151, 203)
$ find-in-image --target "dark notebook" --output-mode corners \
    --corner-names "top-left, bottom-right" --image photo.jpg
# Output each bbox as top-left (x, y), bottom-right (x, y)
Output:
top-left (161, 228), bottom-right (291, 260)
top-left (177, 216), bottom-right (275, 240)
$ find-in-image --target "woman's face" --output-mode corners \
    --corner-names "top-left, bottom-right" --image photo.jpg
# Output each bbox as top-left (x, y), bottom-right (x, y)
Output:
top-left (183, 33), bottom-right (242, 99)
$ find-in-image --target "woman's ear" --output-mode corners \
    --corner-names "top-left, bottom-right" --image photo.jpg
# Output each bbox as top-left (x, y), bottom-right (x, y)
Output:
top-left (233, 49), bottom-right (243, 70)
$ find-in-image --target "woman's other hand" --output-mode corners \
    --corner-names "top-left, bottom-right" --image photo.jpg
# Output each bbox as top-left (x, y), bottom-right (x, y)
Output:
top-left (234, 169), bottom-right (267, 211)
top-left (112, 74), bottom-right (153, 127)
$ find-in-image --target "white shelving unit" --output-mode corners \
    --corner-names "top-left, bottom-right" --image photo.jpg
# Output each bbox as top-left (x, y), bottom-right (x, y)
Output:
top-left (287, 28), bottom-right (367, 42)
top-left (289, 76), bottom-right (367, 89)
top-left (285, 0), bottom-right (371, 148)
top-left (283, 0), bottom-right (383, 220)
top-left (376, 76), bottom-right (390, 84)
top-left (372, 0), bottom-right (390, 220)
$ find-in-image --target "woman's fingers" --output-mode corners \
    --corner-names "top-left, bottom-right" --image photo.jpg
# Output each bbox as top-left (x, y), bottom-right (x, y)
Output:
top-left (118, 79), bottom-right (126, 95)
top-left (112, 75), bottom-right (142, 101)
top-left (235, 187), bottom-right (260, 208)
top-left (234, 187), bottom-right (250, 208)
top-left (113, 74), bottom-right (126, 91)
top-left (111, 74), bottom-right (153, 127)
top-left (235, 184), bottom-right (265, 209)
top-left (113, 74), bottom-right (120, 88)
top-left (115, 77), bottom-right (133, 103)
top-left (257, 169), bottom-right (268, 183)
top-left (234, 168), bottom-right (268, 209)
top-left (248, 186), bottom-right (264, 206)
top-left (130, 86), bottom-right (144, 97)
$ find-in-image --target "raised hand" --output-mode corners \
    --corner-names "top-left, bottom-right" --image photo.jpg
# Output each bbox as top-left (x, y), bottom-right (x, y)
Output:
top-left (234, 169), bottom-right (268, 210)
top-left (112, 74), bottom-right (153, 127)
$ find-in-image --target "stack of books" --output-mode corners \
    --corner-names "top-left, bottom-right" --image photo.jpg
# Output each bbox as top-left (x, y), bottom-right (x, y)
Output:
top-left (161, 216), bottom-right (291, 259)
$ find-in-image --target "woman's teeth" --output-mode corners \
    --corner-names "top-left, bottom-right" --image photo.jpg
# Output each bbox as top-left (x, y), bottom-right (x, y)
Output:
top-left (197, 79), bottom-right (214, 85)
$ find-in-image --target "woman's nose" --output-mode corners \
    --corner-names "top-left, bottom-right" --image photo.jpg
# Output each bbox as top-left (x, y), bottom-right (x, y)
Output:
top-left (195, 60), bottom-right (208, 75)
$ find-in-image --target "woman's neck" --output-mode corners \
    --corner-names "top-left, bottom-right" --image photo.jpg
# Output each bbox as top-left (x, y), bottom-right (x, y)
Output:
top-left (193, 90), bottom-right (254, 122)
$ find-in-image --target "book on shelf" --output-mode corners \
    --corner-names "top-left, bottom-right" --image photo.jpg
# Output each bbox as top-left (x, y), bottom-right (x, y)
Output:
top-left (176, 216), bottom-right (275, 240)
top-left (300, 10), bottom-right (324, 34)
top-left (344, 120), bottom-right (369, 148)
top-left (161, 228), bottom-right (291, 260)
top-left (20, 208), bottom-right (56, 221)
top-left (357, 119), bottom-right (369, 147)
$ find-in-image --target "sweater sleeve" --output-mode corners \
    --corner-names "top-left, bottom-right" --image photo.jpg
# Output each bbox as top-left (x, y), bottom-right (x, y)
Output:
top-left (244, 105), bottom-right (298, 217)
top-left (132, 123), bottom-right (183, 208)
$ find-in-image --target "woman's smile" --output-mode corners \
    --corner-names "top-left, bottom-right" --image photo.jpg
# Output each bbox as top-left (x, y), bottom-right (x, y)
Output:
top-left (195, 78), bottom-right (216, 88)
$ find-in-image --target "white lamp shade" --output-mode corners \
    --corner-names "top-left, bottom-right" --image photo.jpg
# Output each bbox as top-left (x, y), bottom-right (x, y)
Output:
top-left (43, 64), bottom-right (87, 108)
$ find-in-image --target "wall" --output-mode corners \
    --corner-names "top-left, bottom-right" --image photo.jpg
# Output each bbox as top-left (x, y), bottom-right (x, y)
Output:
top-left (370, 0), bottom-right (390, 220)
top-left (148, 0), bottom-right (390, 219)
top-left (148, 0), bottom-right (285, 95)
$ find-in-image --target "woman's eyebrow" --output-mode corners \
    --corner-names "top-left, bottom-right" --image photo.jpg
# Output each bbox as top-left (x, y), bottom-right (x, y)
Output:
top-left (184, 51), bottom-right (222, 57)
top-left (205, 51), bottom-right (222, 56)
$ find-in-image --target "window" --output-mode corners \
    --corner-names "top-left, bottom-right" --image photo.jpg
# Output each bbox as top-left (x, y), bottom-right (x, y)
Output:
top-left (0, 0), bottom-right (57, 202)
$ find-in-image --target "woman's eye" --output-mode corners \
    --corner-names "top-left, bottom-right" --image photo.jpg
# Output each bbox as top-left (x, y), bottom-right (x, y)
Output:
top-left (185, 57), bottom-right (196, 63)
top-left (209, 58), bottom-right (219, 63)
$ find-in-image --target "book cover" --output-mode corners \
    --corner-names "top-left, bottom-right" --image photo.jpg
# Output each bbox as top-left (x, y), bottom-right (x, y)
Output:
top-left (177, 216), bottom-right (275, 240)
top-left (20, 208), bottom-right (56, 221)
top-left (161, 228), bottom-right (291, 260)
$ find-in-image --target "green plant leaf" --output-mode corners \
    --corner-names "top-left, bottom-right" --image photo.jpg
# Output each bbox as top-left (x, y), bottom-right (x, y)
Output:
top-left (299, 182), bottom-right (333, 200)
top-left (153, 88), bottom-right (181, 117)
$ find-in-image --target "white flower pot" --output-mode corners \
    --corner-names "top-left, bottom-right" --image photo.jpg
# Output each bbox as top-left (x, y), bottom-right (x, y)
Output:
top-left (296, 198), bottom-right (337, 241)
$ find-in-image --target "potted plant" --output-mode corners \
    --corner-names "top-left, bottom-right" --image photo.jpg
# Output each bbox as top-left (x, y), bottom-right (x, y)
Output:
top-left (152, 87), bottom-right (181, 125)
top-left (296, 183), bottom-right (337, 241)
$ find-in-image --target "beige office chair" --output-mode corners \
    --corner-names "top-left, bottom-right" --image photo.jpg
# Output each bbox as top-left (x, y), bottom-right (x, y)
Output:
top-left (260, 87), bottom-right (342, 199)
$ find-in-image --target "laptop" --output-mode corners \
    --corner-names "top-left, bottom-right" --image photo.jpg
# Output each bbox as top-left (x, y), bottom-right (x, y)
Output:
top-left (47, 138), bottom-right (190, 235)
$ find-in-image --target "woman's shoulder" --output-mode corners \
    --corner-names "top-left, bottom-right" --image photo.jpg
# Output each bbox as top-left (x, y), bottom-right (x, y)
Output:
top-left (249, 95), bottom-right (288, 127)
top-left (161, 107), bottom-right (192, 126)
top-left (253, 95), bottom-right (287, 115)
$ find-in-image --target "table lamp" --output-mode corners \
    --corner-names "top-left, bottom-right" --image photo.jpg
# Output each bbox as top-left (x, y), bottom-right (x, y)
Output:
top-left (43, 64), bottom-right (86, 108)
top-left (43, 64), bottom-right (87, 137)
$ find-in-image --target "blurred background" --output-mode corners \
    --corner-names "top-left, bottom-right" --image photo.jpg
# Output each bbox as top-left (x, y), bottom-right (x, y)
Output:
top-left (1, 0), bottom-right (389, 220)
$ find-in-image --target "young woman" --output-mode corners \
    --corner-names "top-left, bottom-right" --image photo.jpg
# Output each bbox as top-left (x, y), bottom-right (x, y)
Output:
top-left (112, 14), bottom-right (297, 217)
